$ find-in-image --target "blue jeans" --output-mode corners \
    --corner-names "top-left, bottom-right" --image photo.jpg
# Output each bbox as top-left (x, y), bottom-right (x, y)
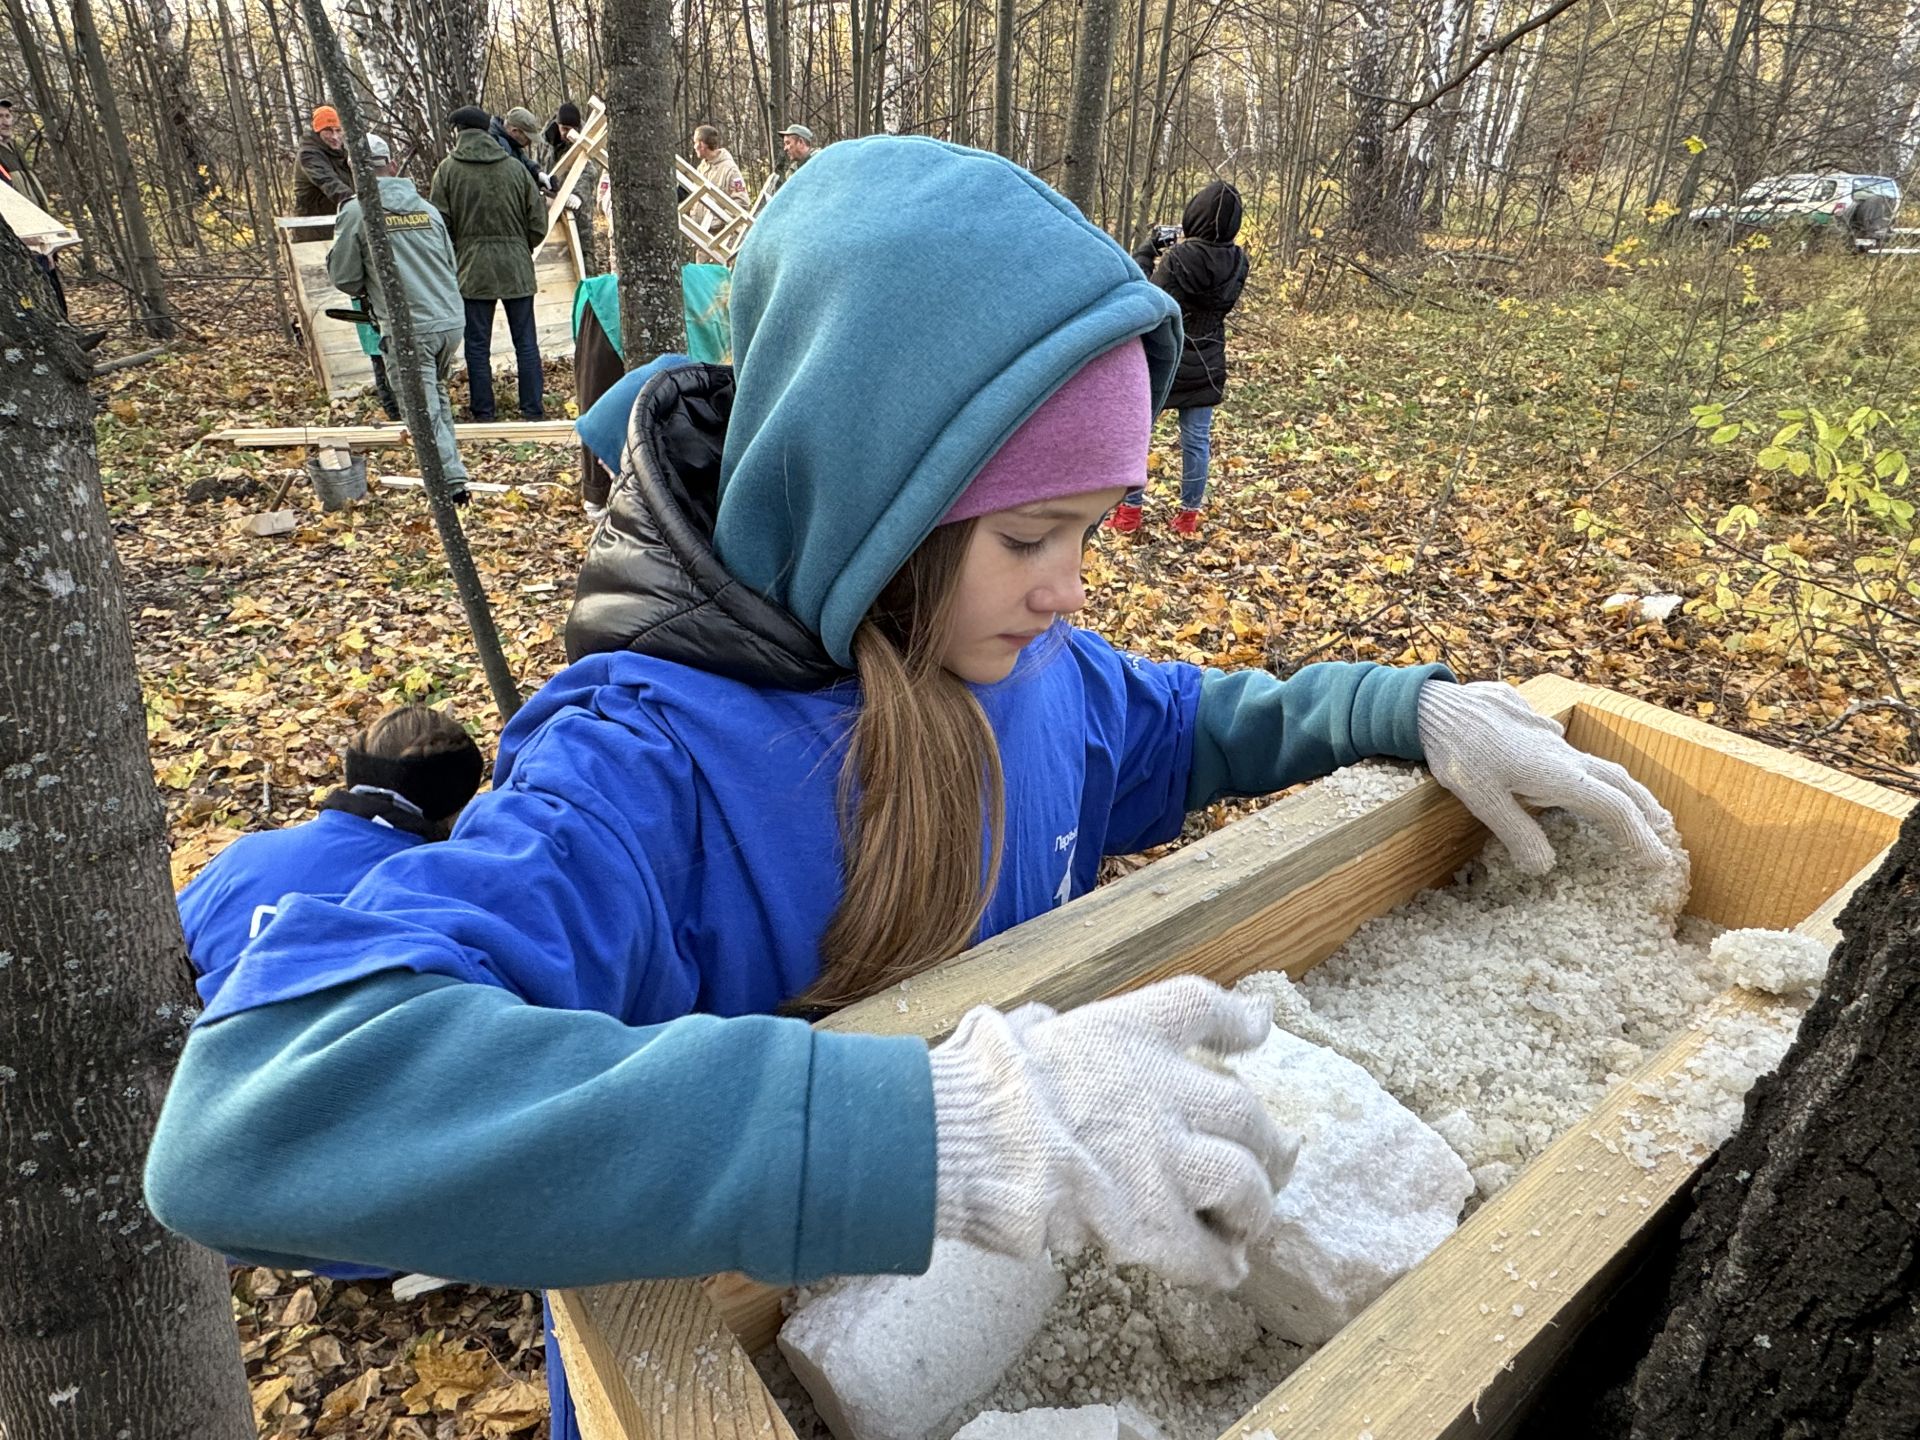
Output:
top-left (463, 295), bottom-right (544, 419)
top-left (1125, 406), bottom-right (1213, 509)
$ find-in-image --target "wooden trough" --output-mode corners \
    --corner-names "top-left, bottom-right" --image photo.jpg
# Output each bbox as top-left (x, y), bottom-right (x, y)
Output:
top-left (546, 676), bottom-right (1913, 1440)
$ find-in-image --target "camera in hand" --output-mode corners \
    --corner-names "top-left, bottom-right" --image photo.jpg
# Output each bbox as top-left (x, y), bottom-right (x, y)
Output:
top-left (1150, 224), bottom-right (1182, 254)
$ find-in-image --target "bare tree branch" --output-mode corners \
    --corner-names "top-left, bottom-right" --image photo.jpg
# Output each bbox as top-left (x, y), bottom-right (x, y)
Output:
top-left (1382, 0), bottom-right (1586, 133)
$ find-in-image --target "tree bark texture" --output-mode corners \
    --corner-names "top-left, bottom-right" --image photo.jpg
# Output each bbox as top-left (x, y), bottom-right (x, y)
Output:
top-left (604, 0), bottom-right (689, 361)
top-left (0, 228), bottom-right (251, 1440)
top-left (1626, 808), bottom-right (1920, 1437)
top-left (992, 0), bottom-right (1015, 155)
top-left (1060, 0), bottom-right (1119, 218)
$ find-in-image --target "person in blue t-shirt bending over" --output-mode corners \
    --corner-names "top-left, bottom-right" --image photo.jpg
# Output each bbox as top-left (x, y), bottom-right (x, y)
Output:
top-left (177, 704), bottom-right (484, 1006)
top-left (174, 702), bottom-right (482, 1283)
top-left (147, 138), bottom-right (1674, 1440)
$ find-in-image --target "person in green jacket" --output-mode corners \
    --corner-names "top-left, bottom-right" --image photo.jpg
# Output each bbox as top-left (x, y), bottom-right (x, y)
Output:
top-left (330, 135), bottom-right (472, 501)
top-left (430, 106), bottom-right (548, 422)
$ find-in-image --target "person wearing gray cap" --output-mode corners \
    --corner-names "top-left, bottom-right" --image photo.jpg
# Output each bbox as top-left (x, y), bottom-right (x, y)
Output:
top-left (330, 133), bottom-right (472, 497)
top-left (771, 123), bottom-right (816, 194)
top-left (491, 106), bottom-right (553, 195)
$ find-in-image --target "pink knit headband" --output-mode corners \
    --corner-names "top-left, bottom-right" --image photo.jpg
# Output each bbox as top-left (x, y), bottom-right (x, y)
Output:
top-left (939, 339), bottom-right (1152, 525)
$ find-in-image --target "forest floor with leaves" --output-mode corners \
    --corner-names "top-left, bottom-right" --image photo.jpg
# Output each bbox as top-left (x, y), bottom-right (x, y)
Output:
top-left (90, 240), bottom-right (1918, 1438)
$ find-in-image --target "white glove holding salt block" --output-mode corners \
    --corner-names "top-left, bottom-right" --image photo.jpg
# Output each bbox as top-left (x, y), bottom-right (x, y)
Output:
top-left (929, 976), bottom-right (1298, 1291)
top-left (1416, 679), bottom-right (1673, 875)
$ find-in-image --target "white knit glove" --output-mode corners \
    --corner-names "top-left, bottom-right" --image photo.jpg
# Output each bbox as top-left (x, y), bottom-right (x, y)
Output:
top-left (1416, 680), bottom-right (1674, 875)
top-left (929, 976), bottom-right (1298, 1291)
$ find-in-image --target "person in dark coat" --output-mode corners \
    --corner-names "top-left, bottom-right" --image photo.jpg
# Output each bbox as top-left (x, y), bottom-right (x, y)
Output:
top-left (432, 106), bottom-right (549, 421)
top-left (292, 105), bottom-right (354, 217)
top-left (1106, 179), bottom-right (1248, 537)
top-left (544, 102), bottom-right (584, 172)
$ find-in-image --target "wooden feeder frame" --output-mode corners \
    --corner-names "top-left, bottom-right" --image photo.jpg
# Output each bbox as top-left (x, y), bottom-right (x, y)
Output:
top-left (544, 677), bottom-right (1910, 1440)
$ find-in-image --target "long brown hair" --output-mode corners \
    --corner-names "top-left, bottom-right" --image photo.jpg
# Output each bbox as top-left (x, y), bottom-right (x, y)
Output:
top-left (796, 521), bottom-right (1006, 1009)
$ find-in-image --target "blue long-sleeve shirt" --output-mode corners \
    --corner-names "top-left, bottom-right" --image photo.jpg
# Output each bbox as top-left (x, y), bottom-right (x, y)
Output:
top-left (145, 633), bottom-right (1444, 1287)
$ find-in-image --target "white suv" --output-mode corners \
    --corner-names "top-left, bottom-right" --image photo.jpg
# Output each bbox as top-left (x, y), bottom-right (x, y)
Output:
top-left (1689, 172), bottom-right (1901, 247)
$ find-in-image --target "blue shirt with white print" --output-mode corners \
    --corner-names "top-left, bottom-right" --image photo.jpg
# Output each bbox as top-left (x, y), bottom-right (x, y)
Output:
top-left (177, 809), bottom-right (425, 1007)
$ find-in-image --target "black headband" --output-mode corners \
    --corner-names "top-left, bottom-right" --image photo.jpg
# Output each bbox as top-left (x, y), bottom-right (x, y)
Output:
top-left (343, 741), bottom-right (483, 821)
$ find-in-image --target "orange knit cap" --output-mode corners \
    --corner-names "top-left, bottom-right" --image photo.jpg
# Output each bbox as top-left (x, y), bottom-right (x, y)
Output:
top-left (312, 105), bottom-right (341, 132)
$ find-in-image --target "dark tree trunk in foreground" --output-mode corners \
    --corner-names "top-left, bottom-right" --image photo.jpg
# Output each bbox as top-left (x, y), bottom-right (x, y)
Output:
top-left (604, 0), bottom-right (687, 362)
top-left (1517, 807), bottom-right (1920, 1440)
top-left (0, 228), bottom-right (250, 1440)
top-left (1626, 807), bottom-right (1920, 1437)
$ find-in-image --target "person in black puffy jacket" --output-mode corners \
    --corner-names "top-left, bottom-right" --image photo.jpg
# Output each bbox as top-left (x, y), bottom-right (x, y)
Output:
top-left (1106, 180), bottom-right (1248, 537)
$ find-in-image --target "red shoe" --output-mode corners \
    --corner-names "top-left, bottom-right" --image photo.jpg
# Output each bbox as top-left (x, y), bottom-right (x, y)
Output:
top-left (1103, 502), bottom-right (1144, 534)
top-left (1171, 507), bottom-right (1202, 535)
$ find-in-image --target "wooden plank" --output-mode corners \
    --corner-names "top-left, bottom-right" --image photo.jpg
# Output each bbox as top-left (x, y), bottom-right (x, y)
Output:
top-left (811, 780), bottom-right (1488, 1047)
top-left (1555, 686), bottom-right (1911, 930)
top-left (0, 180), bottom-right (81, 252)
top-left (542, 99), bottom-right (610, 245)
top-left (205, 419), bottom-right (577, 448)
top-left (1792, 843), bottom-right (1890, 948)
top-left (281, 217), bottom-right (582, 397)
top-left (550, 1285), bottom-right (795, 1440)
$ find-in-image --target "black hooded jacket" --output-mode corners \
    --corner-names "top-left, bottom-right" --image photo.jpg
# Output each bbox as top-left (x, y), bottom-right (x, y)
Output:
top-left (564, 363), bottom-right (847, 690)
top-left (1132, 181), bottom-right (1248, 411)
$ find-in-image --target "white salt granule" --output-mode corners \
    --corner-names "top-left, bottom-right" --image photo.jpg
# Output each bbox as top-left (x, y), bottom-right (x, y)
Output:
top-left (1706, 928), bottom-right (1829, 998)
top-left (1318, 759), bottom-right (1425, 819)
top-left (778, 1240), bottom-right (1063, 1440)
top-left (1617, 1003), bottom-right (1804, 1170)
top-left (952, 1402), bottom-right (1166, 1439)
top-left (1249, 811), bottom-right (1723, 1204)
top-left (1227, 1025), bottom-right (1472, 1344)
top-left (970, 1248), bottom-right (1307, 1440)
top-left (1233, 971), bottom-right (1346, 1052)
top-left (764, 806), bottom-right (1818, 1439)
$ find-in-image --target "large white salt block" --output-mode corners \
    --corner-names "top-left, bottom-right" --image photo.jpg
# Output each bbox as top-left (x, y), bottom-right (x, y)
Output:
top-left (953, 1402), bottom-right (1167, 1440)
top-left (1707, 927), bottom-right (1829, 998)
top-left (778, 1239), bottom-right (1064, 1440)
top-left (1227, 1024), bottom-right (1473, 1345)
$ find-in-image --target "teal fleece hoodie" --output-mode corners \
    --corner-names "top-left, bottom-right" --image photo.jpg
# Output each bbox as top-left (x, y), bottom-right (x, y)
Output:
top-left (715, 135), bottom-right (1184, 668)
top-left (145, 137), bottom-right (1450, 1293)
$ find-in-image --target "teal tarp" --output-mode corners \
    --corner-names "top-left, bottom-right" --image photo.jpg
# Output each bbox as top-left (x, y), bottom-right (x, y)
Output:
top-left (681, 264), bottom-right (732, 364)
top-left (572, 273), bottom-right (622, 357)
top-left (569, 268), bottom-right (732, 364)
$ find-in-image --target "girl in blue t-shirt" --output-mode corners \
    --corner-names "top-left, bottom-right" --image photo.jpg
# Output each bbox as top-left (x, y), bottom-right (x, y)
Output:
top-left (147, 137), bottom-right (1669, 1434)
top-left (177, 703), bottom-right (483, 1005)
